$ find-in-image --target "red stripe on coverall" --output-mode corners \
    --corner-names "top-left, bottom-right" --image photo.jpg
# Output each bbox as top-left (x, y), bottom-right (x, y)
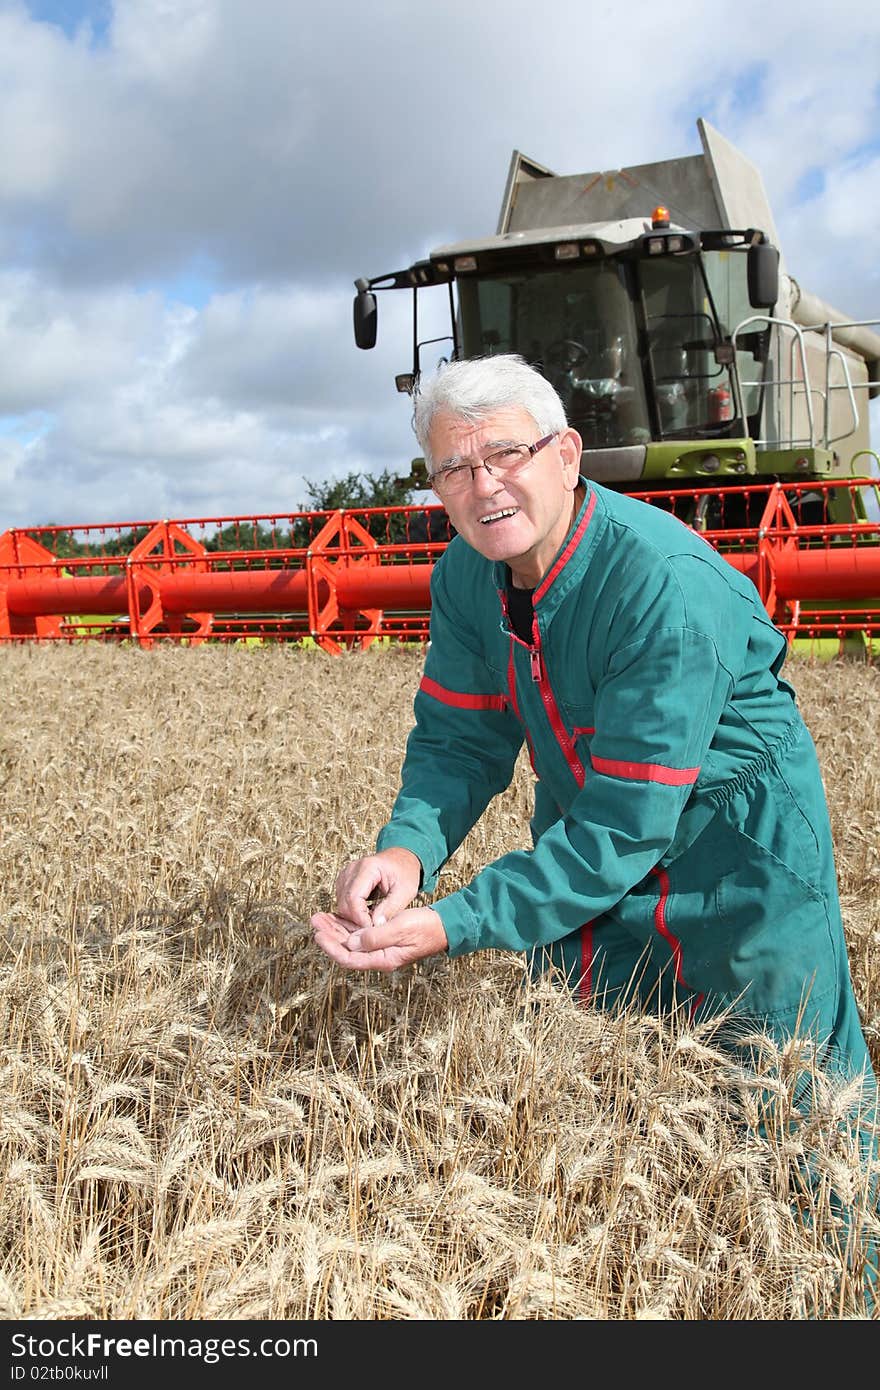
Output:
top-left (499, 587), bottom-right (582, 783)
top-left (506, 632), bottom-right (538, 775)
top-left (650, 866), bottom-right (704, 1017)
top-left (419, 676), bottom-right (507, 711)
top-left (579, 921), bottom-right (595, 1004)
top-left (516, 493), bottom-right (596, 788)
top-left (503, 589), bottom-right (592, 994)
top-left (591, 755), bottom-right (700, 786)
top-left (498, 589), bottom-right (539, 774)
top-left (529, 615), bottom-right (586, 788)
top-left (533, 489), bottom-right (597, 605)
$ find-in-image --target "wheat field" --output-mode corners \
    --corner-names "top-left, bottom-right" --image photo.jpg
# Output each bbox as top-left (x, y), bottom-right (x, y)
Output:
top-left (0, 643), bottom-right (878, 1321)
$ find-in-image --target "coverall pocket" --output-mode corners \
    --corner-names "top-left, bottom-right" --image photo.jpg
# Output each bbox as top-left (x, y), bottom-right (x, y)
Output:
top-left (712, 749), bottom-right (822, 895)
top-left (715, 825), bottom-right (823, 923)
top-left (706, 823), bottom-right (837, 1023)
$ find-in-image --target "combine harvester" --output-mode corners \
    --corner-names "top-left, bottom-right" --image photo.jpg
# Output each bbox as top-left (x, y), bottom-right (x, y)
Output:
top-left (2, 119), bottom-right (879, 652)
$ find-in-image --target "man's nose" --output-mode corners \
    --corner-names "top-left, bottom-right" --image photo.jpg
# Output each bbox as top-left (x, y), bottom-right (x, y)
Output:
top-left (471, 460), bottom-right (502, 493)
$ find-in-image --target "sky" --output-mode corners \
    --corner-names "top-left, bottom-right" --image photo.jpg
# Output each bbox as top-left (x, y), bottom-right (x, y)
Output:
top-left (0, 0), bottom-right (878, 530)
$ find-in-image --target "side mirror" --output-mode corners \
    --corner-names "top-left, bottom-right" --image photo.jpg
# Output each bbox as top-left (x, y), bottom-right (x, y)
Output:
top-left (747, 241), bottom-right (779, 310)
top-left (353, 281), bottom-right (377, 349)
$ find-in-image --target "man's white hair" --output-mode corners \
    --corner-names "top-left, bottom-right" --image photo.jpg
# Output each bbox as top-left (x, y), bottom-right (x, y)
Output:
top-left (412, 354), bottom-right (568, 471)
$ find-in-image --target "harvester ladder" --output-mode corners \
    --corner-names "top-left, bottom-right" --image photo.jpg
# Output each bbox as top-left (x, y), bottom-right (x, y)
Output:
top-left (732, 314), bottom-right (814, 448)
top-left (733, 313), bottom-right (880, 458)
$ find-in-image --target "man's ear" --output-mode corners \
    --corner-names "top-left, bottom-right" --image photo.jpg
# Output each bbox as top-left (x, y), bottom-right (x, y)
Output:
top-left (559, 427), bottom-right (583, 484)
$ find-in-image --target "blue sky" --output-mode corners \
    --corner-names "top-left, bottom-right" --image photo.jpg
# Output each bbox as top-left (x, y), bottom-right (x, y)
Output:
top-left (26, 1), bottom-right (110, 39)
top-left (0, 0), bottom-right (878, 528)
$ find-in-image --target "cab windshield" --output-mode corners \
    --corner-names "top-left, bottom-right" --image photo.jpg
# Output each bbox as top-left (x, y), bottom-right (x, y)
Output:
top-left (456, 263), bottom-right (651, 449)
top-left (454, 250), bottom-right (767, 448)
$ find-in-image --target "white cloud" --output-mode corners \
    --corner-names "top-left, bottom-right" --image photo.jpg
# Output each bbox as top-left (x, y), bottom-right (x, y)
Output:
top-left (0, 0), bottom-right (877, 529)
top-left (0, 271), bottom-right (173, 412)
top-left (0, 262), bottom-right (421, 526)
top-left (791, 153), bottom-right (880, 318)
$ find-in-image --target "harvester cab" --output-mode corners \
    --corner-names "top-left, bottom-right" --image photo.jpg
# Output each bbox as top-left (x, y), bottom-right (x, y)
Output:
top-left (353, 119), bottom-right (880, 514)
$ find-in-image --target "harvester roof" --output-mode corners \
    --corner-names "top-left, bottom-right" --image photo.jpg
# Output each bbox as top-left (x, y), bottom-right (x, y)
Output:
top-left (428, 216), bottom-right (668, 265)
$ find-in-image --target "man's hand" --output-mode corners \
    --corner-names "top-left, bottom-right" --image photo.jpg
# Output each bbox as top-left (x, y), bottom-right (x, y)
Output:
top-left (331, 846), bottom-right (423, 930)
top-left (311, 906), bottom-right (448, 973)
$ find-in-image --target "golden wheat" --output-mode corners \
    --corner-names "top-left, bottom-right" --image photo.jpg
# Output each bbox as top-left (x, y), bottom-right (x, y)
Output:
top-left (0, 644), bottom-right (877, 1319)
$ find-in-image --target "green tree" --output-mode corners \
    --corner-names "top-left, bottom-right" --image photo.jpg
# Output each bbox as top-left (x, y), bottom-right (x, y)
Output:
top-left (294, 468), bottom-right (421, 545)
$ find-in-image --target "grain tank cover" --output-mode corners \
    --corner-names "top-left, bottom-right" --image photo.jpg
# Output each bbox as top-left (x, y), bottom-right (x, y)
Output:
top-left (499, 119), bottom-right (782, 257)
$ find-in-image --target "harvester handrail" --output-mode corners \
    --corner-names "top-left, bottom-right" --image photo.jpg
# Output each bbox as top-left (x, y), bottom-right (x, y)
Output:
top-left (732, 314), bottom-right (815, 449)
top-left (823, 336), bottom-right (860, 447)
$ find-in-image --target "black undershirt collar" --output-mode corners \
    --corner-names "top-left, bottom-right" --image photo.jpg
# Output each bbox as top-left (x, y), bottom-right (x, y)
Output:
top-left (506, 580), bottom-right (535, 643)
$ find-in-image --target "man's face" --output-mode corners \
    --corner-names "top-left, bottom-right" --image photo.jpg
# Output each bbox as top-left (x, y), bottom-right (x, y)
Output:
top-left (428, 406), bottom-right (583, 588)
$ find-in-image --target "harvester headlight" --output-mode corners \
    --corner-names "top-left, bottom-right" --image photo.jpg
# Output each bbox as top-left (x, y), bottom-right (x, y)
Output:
top-left (700, 453), bottom-right (721, 473)
top-left (581, 241), bottom-right (601, 256)
top-left (554, 242), bottom-right (580, 260)
top-left (453, 255), bottom-right (478, 272)
top-left (643, 229), bottom-right (696, 256)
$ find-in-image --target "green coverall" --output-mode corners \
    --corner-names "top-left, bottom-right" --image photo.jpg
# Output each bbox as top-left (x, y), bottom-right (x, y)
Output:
top-left (376, 479), bottom-right (874, 1089)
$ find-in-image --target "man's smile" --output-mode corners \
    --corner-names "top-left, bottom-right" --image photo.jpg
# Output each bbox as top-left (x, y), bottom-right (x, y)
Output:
top-left (479, 507), bottom-right (519, 524)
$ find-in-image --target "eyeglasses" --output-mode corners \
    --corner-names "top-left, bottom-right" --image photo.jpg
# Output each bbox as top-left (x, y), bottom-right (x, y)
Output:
top-left (430, 432), bottom-right (558, 496)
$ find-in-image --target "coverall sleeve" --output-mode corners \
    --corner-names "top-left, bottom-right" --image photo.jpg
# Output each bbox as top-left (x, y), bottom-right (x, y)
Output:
top-left (375, 556), bottom-right (524, 893)
top-left (434, 616), bottom-right (736, 955)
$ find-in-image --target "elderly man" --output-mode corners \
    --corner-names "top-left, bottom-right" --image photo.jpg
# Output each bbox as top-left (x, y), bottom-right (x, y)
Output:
top-left (311, 353), bottom-right (874, 1093)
